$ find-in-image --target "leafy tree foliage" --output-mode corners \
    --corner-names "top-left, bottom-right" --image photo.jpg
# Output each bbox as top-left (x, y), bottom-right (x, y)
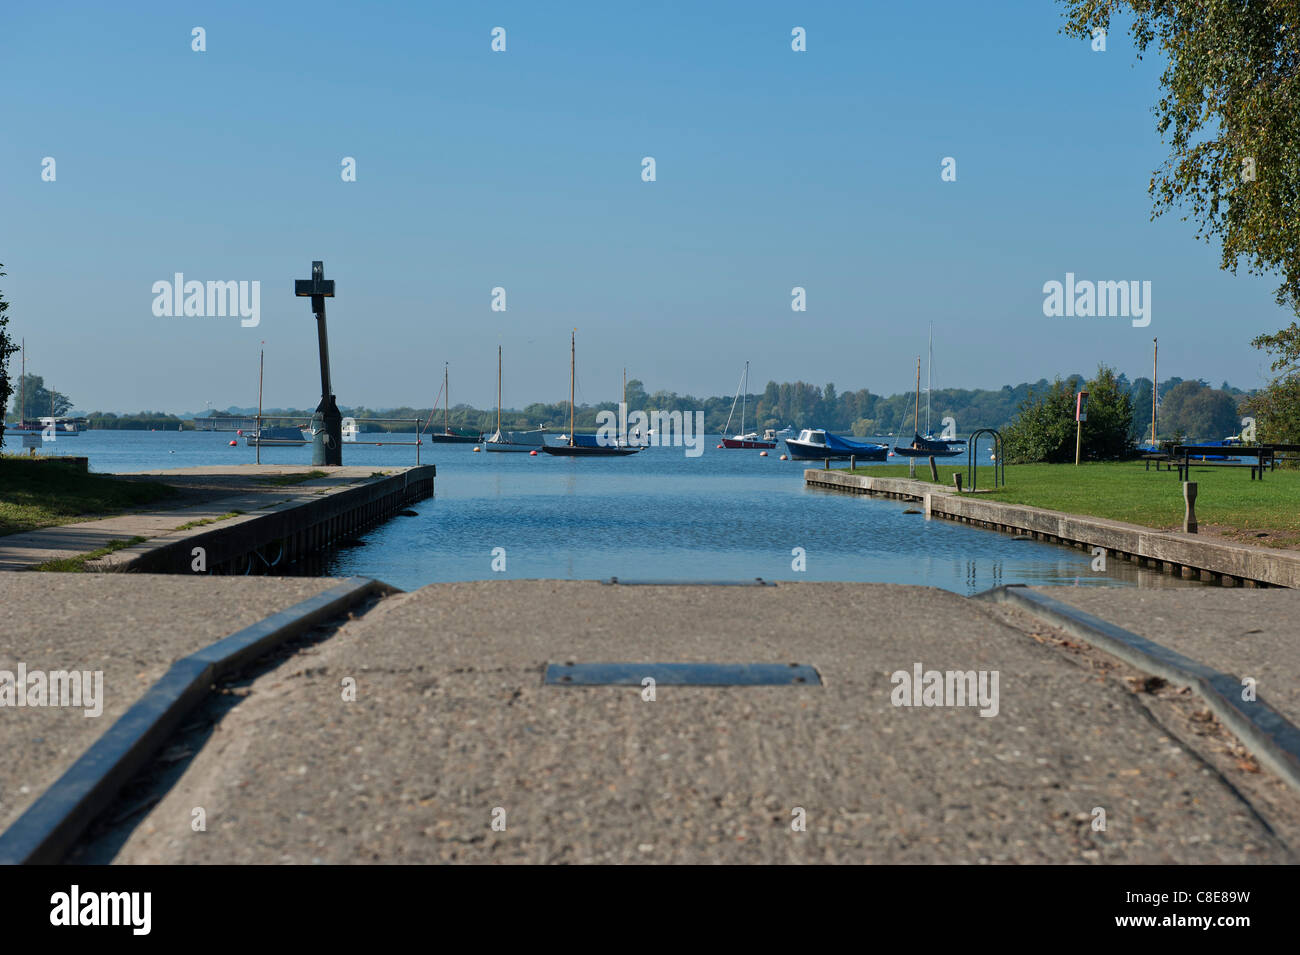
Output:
top-left (0, 265), bottom-right (18, 448)
top-left (1060, 0), bottom-right (1300, 314)
top-left (9, 374), bottom-right (73, 418)
top-left (1002, 366), bottom-right (1135, 463)
top-left (1243, 324), bottom-right (1300, 443)
top-left (1158, 380), bottom-right (1244, 441)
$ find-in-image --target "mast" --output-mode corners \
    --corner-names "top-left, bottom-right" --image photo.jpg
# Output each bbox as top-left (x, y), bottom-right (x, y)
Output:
top-left (256, 344), bottom-right (264, 465)
top-left (914, 357), bottom-right (921, 441)
top-left (741, 361), bottom-right (748, 437)
top-left (622, 366), bottom-right (627, 445)
top-left (19, 339), bottom-right (25, 427)
top-left (444, 364), bottom-right (449, 434)
top-left (497, 346), bottom-right (502, 436)
top-left (926, 323), bottom-right (932, 435)
top-left (723, 365), bottom-right (745, 437)
top-left (569, 330), bottom-right (575, 446)
top-left (1151, 337), bottom-right (1158, 445)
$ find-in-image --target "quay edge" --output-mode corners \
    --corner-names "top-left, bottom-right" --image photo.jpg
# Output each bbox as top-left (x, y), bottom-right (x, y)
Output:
top-left (805, 468), bottom-right (1300, 589)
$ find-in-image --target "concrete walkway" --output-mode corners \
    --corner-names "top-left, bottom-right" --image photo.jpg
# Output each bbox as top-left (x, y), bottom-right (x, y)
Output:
top-left (0, 574), bottom-right (346, 832)
top-left (0, 466), bottom-right (390, 571)
top-left (100, 581), bottom-right (1300, 864)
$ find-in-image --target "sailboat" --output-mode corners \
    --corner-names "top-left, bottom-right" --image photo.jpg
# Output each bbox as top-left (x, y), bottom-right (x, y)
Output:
top-left (892, 355), bottom-right (963, 458)
top-left (485, 346), bottom-right (549, 451)
top-left (542, 331), bottom-right (642, 456)
top-left (720, 361), bottom-right (776, 449)
top-left (428, 364), bottom-right (482, 443)
top-left (9, 339), bottom-right (44, 434)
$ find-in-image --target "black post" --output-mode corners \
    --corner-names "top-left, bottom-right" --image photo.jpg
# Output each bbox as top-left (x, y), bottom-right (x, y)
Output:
top-left (295, 261), bottom-right (342, 466)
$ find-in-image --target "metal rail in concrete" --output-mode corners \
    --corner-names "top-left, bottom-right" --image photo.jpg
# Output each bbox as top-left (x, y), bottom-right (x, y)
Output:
top-left (0, 576), bottom-right (395, 865)
top-left (977, 584), bottom-right (1300, 793)
top-left (806, 468), bottom-right (1299, 588)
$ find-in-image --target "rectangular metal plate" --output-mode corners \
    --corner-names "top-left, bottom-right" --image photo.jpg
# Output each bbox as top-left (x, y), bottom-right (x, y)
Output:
top-left (601, 577), bottom-right (774, 587)
top-left (544, 662), bottom-right (820, 686)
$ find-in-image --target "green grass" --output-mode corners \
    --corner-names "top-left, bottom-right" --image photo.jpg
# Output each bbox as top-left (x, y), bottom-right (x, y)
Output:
top-left (31, 536), bottom-right (148, 572)
top-left (262, 470), bottom-right (328, 486)
top-left (848, 461), bottom-right (1300, 546)
top-left (0, 457), bottom-right (177, 537)
top-left (173, 510), bottom-right (244, 531)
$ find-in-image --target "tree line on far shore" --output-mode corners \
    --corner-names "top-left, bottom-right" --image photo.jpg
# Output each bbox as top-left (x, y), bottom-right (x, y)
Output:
top-left (42, 370), bottom-right (1244, 449)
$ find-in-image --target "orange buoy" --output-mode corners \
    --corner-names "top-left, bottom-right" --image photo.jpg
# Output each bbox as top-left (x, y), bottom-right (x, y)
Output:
top-left (779, 454), bottom-right (788, 460)
top-left (472, 446), bottom-right (481, 452)
top-left (228, 440), bottom-right (237, 446)
top-left (529, 449), bottom-right (538, 456)
top-left (759, 451), bottom-right (768, 457)
top-left (236, 429), bottom-right (243, 436)
top-left (716, 443), bottom-right (724, 449)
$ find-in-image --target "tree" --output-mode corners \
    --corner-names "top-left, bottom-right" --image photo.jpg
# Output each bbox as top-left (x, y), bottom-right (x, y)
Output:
top-left (1002, 365), bottom-right (1134, 463)
top-left (0, 265), bottom-right (17, 447)
top-left (1158, 381), bottom-right (1243, 441)
top-left (1062, 2), bottom-right (1300, 435)
top-left (11, 374), bottom-right (73, 418)
top-left (1061, 1), bottom-right (1300, 315)
top-left (1243, 324), bottom-right (1300, 444)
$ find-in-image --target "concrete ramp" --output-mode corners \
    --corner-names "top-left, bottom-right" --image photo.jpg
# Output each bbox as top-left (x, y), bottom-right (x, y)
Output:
top-left (105, 581), bottom-right (1297, 864)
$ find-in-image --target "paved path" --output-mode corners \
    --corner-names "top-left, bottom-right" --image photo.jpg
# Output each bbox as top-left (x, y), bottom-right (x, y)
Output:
top-left (103, 581), bottom-right (1300, 864)
top-left (0, 466), bottom-right (387, 571)
top-left (0, 573), bottom-right (344, 832)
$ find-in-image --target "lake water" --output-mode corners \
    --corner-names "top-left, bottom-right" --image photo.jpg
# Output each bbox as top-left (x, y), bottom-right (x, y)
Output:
top-left (25, 429), bottom-right (1193, 594)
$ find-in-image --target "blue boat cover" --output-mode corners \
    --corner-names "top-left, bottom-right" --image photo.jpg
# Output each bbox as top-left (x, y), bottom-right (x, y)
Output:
top-left (824, 433), bottom-right (888, 454)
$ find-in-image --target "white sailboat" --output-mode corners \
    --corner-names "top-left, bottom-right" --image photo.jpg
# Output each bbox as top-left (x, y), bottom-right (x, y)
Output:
top-left (485, 345), bottom-right (549, 451)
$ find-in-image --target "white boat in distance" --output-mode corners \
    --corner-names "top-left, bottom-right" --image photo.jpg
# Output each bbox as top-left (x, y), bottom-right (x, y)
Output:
top-left (485, 345), bottom-right (552, 451)
top-left (486, 427), bottom-right (550, 452)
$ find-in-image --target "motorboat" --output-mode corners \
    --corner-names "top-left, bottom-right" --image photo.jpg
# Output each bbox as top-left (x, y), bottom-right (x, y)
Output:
top-left (784, 429), bottom-right (888, 461)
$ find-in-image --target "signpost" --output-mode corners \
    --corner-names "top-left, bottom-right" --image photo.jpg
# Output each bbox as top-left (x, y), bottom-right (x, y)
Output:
top-left (294, 261), bottom-right (342, 466)
top-left (1075, 390), bottom-right (1089, 466)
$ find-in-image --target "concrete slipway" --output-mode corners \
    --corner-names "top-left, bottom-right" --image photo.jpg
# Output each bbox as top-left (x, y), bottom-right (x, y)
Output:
top-left (1, 578), bottom-right (1292, 865)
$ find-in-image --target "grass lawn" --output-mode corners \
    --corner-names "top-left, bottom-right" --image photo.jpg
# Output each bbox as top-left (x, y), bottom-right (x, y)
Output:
top-left (848, 461), bottom-right (1300, 546)
top-left (0, 457), bottom-right (177, 537)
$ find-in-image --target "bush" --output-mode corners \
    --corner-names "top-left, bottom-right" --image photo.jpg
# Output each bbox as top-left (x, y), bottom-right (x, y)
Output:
top-left (1003, 365), bottom-right (1135, 463)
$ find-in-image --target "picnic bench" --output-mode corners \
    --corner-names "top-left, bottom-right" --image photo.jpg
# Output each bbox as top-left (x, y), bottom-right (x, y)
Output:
top-left (1170, 445), bottom-right (1274, 481)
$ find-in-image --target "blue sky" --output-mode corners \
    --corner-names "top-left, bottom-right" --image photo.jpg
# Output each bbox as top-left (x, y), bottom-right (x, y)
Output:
top-left (1, 0), bottom-right (1288, 414)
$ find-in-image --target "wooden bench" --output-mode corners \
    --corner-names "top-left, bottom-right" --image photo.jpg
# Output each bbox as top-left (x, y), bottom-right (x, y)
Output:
top-left (1142, 453), bottom-right (1173, 471)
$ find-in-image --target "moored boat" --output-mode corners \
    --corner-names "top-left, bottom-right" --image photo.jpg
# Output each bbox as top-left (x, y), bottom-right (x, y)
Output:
top-left (719, 362), bottom-right (776, 449)
top-left (245, 426), bottom-right (311, 447)
top-left (428, 363), bottom-right (483, 442)
top-left (784, 429), bottom-right (888, 461)
top-left (541, 331), bottom-right (643, 457)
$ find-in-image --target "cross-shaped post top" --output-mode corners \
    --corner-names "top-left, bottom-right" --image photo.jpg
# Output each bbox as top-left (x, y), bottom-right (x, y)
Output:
top-left (295, 260), bottom-right (335, 298)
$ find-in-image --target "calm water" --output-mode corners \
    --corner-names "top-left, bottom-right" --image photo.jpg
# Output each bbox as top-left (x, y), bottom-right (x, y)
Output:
top-left (32, 429), bottom-right (1193, 595)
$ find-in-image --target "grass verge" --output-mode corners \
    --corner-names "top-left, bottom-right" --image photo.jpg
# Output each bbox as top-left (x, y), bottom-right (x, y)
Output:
top-left (0, 457), bottom-right (176, 537)
top-left (262, 470), bottom-right (328, 486)
top-left (846, 461), bottom-right (1300, 546)
top-left (31, 536), bottom-right (149, 572)
top-left (173, 510), bottom-right (244, 531)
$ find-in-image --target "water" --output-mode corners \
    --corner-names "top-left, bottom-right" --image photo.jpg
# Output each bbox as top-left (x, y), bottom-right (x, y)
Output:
top-left (28, 429), bottom-right (1196, 595)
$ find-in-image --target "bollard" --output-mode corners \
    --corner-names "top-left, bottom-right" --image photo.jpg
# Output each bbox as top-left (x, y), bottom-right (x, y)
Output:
top-left (1183, 481), bottom-right (1198, 533)
top-left (928, 455), bottom-right (939, 482)
top-left (952, 472), bottom-right (963, 493)
top-left (824, 458), bottom-right (830, 470)
top-left (850, 455), bottom-right (856, 472)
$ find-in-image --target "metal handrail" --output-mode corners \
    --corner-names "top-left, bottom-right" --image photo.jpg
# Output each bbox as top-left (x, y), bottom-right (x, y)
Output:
top-left (966, 429), bottom-right (1004, 491)
top-left (251, 415), bottom-right (430, 464)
